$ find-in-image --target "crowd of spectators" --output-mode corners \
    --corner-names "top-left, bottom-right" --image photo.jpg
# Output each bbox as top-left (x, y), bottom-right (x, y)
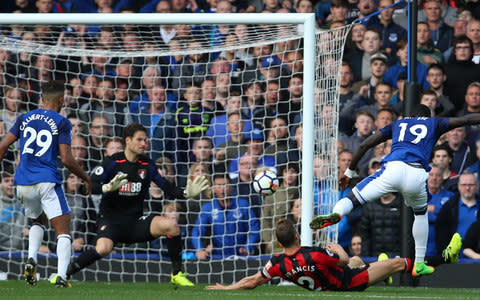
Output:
top-left (0, 0), bottom-right (480, 261)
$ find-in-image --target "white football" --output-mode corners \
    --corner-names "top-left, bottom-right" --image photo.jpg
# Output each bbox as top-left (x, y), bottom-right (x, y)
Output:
top-left (253, 169), bottom-right (279, 196)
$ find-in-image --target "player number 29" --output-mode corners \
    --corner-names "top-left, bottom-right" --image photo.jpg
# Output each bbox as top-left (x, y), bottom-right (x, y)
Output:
top-left (22, 127), bottom-right (53, 157)
top-left (398, 123), bottom-right (428, 144)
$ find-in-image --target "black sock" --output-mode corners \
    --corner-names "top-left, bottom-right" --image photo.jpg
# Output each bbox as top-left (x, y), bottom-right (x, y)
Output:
top-left (68, 248), bottom-right (103, 276)
top-left (166, 235), bottom-right (182, 275)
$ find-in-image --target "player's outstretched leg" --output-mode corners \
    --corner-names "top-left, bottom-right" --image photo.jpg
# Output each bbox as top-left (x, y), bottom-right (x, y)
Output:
top-left (367, 257), bottom-right (412, 286)
top-left (167, 235), bottom-right (194, 286)
top-left (309, 213), bottom-right (342, 230)
top-left (442, 233), bottom-right (462, 264)
top-left (151, 215), bottom-right (194, 286)
top-left (411, 211), bottom-right (434, 277)
top-left (66, 248), bottom-right (103, 278)
top-left (378, 253), bottom-right (393, 285)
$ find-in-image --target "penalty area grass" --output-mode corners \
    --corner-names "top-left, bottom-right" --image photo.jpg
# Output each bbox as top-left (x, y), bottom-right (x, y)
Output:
top-left (1, 280), bottom-right (479, 300)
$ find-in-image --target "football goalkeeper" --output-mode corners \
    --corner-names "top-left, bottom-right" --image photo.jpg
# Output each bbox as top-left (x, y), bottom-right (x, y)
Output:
top-left (64, 123), bottom-right (209, 286)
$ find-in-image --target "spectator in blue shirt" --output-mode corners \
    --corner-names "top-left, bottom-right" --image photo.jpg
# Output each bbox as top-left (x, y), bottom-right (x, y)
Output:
top-left (423, 0), bottom-right (453, 53)
top-left (383, 39), bottom-right (430, 90)
top-left (436, 172), bottom-right (479, 258)
top-left (133, 85), bottom-right (176, 162)
top-left (207, 92), bottom-right (253, 149)
top-left (368, 0), bottom-right (406, 58)
top-left (192, 173), bottom-right (260, 259)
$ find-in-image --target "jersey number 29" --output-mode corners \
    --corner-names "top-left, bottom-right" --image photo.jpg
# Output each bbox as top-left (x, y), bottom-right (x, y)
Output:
top-left (22, 127), bottom-right (53, 157)
top-left (398, 123), bottom-right (428, 144)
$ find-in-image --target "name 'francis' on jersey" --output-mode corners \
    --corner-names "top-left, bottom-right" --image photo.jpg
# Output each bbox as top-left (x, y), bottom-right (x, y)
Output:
top-left (380, 117), bottom-right (451, 171)
top-left (9, 109), bottom-right (72, 186)
top-left (261, 246), bottom-right (351, 291)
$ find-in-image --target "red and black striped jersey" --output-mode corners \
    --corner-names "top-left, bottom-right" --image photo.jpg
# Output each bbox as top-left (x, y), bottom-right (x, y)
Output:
top-left (261, 246), bottom-right (349, 291)
top-left (91, 152), bottom-right (185, 219)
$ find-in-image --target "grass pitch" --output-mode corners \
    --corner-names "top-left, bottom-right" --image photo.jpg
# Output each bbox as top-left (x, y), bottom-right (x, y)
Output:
top-left (1, 280), bottom-right (479, 300)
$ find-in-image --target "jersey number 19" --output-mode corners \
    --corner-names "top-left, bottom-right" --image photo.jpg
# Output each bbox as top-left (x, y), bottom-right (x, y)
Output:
top-left (398, 123), bottom-right (428, 144)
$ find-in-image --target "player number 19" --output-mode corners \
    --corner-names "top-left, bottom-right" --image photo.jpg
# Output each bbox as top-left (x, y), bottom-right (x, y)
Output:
top-left (398, 123), bottom-right (428, 144)
top-left (22, 127), bottom-right (53, 157)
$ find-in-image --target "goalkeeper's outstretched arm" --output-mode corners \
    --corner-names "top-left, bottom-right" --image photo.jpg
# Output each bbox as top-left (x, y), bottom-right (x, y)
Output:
top-left (205, 271), bottom-right (267, 290)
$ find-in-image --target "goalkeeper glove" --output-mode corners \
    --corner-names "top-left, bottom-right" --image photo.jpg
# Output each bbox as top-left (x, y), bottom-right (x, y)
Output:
top-left (184, 175), bottom-right (209, 198)
top-left (102, 173), bottom-right (128, 193)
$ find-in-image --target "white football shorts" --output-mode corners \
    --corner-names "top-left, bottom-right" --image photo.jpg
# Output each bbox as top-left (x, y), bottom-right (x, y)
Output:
top-left (352, 161), bottom-right (429, 211)
top-left (17, 182), bottom-right (70, 220)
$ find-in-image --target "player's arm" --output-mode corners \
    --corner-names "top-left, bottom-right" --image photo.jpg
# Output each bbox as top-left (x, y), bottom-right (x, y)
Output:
top-left (90, 157), bottom-right (115, 194)
top-left (59, 143), bottom-right (91, 194)
top-left (448, 113), bottom-right (480, 128)
top-left (152, 165), bottom-right (209, 199)
top-left (326, 244), bottom-right (350, 266)
top-left (0, 133), bottom-right (17, 161)
top-left (205, 271), bottom-right (267, 290)
top-left (348, 131), bottom-right (385, 171)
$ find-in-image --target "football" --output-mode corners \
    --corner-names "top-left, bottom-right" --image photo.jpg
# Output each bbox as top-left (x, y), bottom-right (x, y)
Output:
top-left (253, 169), bottom-right (279, 196)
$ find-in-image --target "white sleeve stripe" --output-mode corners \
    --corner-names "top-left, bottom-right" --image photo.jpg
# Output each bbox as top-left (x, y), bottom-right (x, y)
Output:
top-left (261, 268), bottom-right (272, 280)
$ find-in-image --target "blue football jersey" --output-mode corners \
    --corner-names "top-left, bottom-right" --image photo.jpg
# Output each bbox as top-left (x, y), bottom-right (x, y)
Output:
top-left (9, 109), bottom-right (72, 185)
top-left (380, 117), bottom-right (451, 171)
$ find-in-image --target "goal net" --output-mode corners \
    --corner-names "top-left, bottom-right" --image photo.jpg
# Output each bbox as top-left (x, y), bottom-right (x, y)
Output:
top-left (0, 15), bottom-right (350, 283)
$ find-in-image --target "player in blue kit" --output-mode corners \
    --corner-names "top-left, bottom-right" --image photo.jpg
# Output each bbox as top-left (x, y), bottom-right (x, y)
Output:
top-left (310, 104), bottom-right (480, 277)
top-left (0, 81), bottom-right (91, 287)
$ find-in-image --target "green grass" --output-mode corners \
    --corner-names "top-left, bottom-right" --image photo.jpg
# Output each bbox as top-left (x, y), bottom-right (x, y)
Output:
top-left (1, 280), bottom-right (480, 300)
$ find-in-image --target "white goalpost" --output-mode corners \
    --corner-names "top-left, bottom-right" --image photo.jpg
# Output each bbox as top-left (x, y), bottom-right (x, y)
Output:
top-left (0, 13), bottom-right (350, 283)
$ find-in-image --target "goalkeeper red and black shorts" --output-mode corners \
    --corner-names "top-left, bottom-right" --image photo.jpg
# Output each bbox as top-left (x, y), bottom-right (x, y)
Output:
top-left (96, 214), bottom-right (156, 244)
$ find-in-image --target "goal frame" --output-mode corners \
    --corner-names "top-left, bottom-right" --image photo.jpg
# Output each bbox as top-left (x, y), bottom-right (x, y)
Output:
top-left (0, 12), bottom-right (316, 246)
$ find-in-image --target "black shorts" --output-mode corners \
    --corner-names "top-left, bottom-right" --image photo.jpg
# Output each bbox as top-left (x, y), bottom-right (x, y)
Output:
top-left (342, 266), bottom-right (369, 291)
top-left (96, 215), bottom-right (156, 244)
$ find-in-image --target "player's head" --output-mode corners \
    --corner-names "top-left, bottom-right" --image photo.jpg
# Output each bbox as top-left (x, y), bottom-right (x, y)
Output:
top-left (123, 123), bottom-right (147, 143)
top-left (410, 104), bottom-right (431, 118)
top-left (122, 123), bottom-right (148, 156)
top-left (42, 80), bottom-right (65, 111)
top-left (275, 218), bottom-right (298, 248)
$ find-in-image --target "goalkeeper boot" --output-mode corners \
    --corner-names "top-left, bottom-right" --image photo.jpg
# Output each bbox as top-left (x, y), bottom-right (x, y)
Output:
top-left (378, 253), bottom-right (393, 285)
top-left (411, 262), bottom-right (435, 277)
top-left (51, 275), bottom-right (72, 288)
top-left (24, 257), bottom-right (37, 286)
top-left (309, 213), bottom-right (342, 230)
top-left (442, 233), bottom-right (462, 264)
top-left (171, 271), bottom-right (194, 287)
